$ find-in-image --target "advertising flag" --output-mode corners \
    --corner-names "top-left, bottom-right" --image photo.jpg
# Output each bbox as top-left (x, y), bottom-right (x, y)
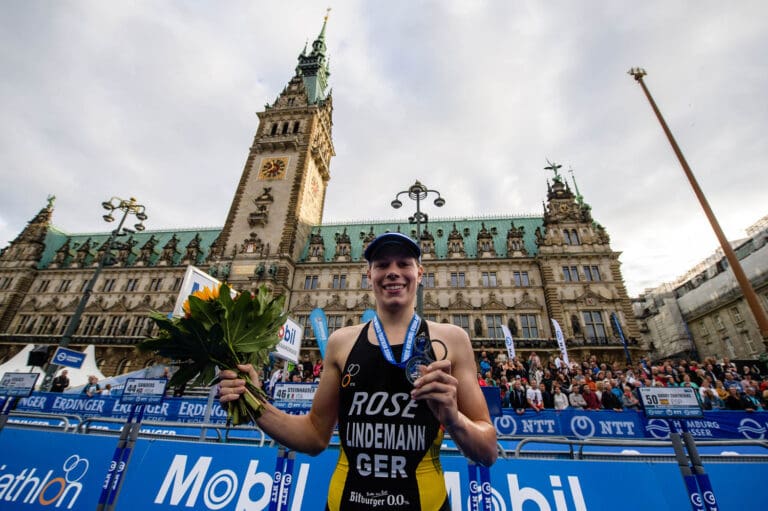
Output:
top-left (501, 325), bottom-right (516, 360)
top-left (274, 318), bottom-right (303, 363)
top-left (360, 309), bottom-right (377, 324)
top-left (611, 312), bottom-right (632, 365)
top-left (310, 308), bottom-right (329, 359)
top-left (551, 319), bottom-right (569, 366)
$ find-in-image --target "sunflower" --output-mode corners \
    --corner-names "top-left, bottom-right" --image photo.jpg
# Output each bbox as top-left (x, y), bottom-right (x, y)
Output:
top-left (181, 285), bottom-right (221, 317)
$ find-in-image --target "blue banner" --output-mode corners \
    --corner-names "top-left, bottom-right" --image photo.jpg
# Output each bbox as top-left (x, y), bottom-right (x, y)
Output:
top-left (52, 346), bottom-right (86, 369)
top-left (611, 312), bottom-right (632, 365)
top-left (0, 427), bottom-right (766, 510)
top-left (0, 429), bottom-right (119, 510)
top-left (309, 308), bottom-right (329, 359)
top-left (6, 393), bottom-right (768, 441)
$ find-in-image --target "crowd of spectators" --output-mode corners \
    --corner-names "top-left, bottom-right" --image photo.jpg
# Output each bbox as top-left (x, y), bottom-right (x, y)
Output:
top-left (476, 350), bottom-right (768, 413)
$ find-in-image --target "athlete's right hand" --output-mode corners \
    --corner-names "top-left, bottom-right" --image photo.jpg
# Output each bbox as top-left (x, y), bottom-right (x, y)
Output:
top-left (218, 364), bottom-right (260, 405)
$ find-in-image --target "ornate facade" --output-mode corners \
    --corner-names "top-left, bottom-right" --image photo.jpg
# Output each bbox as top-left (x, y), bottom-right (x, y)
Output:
top-left (0, 20), bottom-right (643, 377)
top-left (633, 216), bottom-right (768, 362)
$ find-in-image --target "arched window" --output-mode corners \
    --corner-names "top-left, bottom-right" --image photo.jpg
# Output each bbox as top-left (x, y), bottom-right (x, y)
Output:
top-left (571, 229), bottom-right (580, 245)
top-left (563, 230), bottom-right (572, 245)
top-left (270, 124), bottom-right (278, 136)
top-left (115, 357), bottom-right (132, 374)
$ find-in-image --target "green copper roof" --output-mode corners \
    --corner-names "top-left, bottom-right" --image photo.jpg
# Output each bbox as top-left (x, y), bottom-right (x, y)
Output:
top-left (296, 16), bottom-right (330, 104)
top-left (299, 215), bottom-right (543, 262)
top-left (39, 226), bottom-right (221, 269)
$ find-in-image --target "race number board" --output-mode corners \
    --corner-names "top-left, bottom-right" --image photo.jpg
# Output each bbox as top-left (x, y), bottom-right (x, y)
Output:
top-left (121, 378), bottom-right (168, 404)
top-left (0, 372), bottom-right (40, 397)
top-left (639, 386), bottom-right (703, 418)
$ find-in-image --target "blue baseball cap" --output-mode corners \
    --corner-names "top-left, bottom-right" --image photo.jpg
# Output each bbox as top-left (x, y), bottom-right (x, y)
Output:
top-left (364, 232), bottom-right (421, 262)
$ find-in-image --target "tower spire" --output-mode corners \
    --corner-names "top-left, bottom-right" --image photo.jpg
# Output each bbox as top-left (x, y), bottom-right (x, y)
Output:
top-left (296, 9), bottom-right (331, 104)
top-left (568, 166), bottom-right (584, 205)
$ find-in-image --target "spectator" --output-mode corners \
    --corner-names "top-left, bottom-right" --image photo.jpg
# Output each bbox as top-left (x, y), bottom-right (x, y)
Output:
top-left (478, 352), bottom-right (491, 376)
top-left (714, 380), bottom-right (728, 400)
top-left (569, 385), bottom-right (587, 409)
top-left (301, 353), bottom-right (313, 379)
top-left (723, 372), bottom-right (743, 392)
top-left (50, 369), bottom-right (70, 393)
top-left (724, 387), bottom-right (747, 411)
top-left (540, 382), bottom-right (554, 409)
top-left (743, 387), bottom-right (763, 412)
top-left (553, 385), bottom-right (569, 410)
top-left (541, 369), bottom-right (554, 393)
top-left (313, 358), bottom-right (323, 378)
top-left (508, 380), bottom-right (528, 415)
top-left (527, 379), bottom-right (544, 412)
top-left (601, 381), bottom-right (623, 411)
top-left (701, 388), bottom-right (724, 410)
top-left (582, 386), bottom-right (601, 410)
top-left (101, 384), bottom-right (113, 396)
top-left (82, 375), bottom-right (101, 398)
top-left (621, 386), bottom-right (641, 410)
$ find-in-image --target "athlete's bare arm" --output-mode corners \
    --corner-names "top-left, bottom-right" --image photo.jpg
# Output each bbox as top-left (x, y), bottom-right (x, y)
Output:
top-left (219, 324), bottom-right (361, 455)
top-left (409, 321), bottom-right (498, 466)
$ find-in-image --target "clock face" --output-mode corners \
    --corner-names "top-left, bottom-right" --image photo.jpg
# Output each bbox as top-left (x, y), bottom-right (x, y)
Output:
top-left (258, 157), bottom-right (288, 180)
top-left (311, 175), bottom-right (320, 196)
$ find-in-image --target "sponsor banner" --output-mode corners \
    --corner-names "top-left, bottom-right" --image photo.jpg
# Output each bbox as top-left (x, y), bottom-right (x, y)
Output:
top-left (6, 392), bottom-right (768, 441)
top-left (0, 429), bottom-right (766, 510)
top-left (500, 325), bottom-right (515, 360)
top-left (274, 318), bottom-right (303, 364)
top-left (551, 319), bottom-right (569, 366)
top-left (309, 308), bottom-right (329, 359)
top-left (610, 312), bottom-right (632, 365)
top-left (0, 429), bottom-right (120, 510)
top-left (113, 438), bottom-right (768, 510)
top-left (51, 347), bottom-right (87, 369)
top-left (360, 309), bottom-right (377, 324)
top-left (493, 409), bottom-right (645, 439)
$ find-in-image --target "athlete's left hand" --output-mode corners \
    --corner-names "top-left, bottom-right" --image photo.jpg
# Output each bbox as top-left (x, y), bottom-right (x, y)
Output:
top-left (410, 359), bottom-right (460, 428)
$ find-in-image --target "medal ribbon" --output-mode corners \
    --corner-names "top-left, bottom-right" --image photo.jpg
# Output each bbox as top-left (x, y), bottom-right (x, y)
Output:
top-left (371, 313), bottom-right (421, 368)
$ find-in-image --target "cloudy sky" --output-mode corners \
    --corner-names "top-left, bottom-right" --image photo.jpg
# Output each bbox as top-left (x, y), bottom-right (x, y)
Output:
top-left (1, 1), bottom-right (766, 296)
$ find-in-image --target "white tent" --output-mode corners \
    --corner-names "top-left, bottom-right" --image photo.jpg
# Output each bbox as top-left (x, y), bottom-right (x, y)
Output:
top-left (0, 344), bottom-right (106, 390)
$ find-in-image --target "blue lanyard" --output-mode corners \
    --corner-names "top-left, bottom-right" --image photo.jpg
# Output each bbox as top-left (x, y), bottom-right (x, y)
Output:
top-left (371, 313), bottom-right (421, 368)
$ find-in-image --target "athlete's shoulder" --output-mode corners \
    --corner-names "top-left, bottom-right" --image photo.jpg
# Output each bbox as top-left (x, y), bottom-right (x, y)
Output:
top-left (325, 322), bottom-right (366, 364)
top-left (425, 320), bottom-right (470, 343)
top-left (328, 322), bottom-right (366, 343)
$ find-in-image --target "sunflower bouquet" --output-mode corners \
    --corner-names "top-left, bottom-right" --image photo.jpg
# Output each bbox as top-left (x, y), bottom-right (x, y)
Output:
top-left (137, 283), bottom-right (286, 425)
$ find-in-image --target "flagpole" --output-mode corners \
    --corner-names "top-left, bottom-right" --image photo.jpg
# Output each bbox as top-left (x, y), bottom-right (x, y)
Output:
top-left (629, 68), bottom-right (768, 353)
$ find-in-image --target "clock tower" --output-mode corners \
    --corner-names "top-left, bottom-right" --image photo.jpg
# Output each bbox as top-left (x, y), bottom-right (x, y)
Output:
top-left (215, 16), bottom-right (335, 294)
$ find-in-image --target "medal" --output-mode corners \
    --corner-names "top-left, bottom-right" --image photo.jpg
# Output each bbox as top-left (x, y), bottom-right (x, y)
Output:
top-left (371, 315), bottom-right (447, 385)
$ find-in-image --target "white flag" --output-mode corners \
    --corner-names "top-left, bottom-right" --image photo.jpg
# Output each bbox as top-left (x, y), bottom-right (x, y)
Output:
top-left (501, 325), bottom-right (515, 360)
top-left (551, 319), bottom-right (569, 366)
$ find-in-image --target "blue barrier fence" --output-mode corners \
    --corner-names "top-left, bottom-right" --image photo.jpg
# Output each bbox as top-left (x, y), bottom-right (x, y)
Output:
top-left (0, 427), bottom-right (764, 511)
top-left (5, 392), bottom-right (768, 440)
